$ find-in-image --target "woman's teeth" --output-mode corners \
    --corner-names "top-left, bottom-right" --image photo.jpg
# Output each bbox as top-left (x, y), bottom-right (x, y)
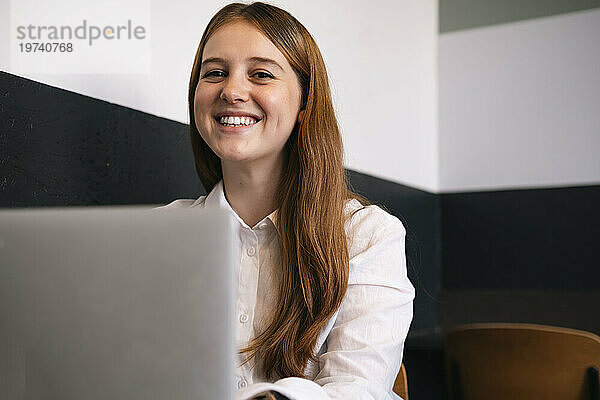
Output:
top-left (219, 116), bottom-right (257, 127)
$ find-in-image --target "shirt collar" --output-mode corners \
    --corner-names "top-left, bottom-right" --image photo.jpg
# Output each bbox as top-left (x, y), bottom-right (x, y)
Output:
top-left (203, 180), bottom-right (279, 232)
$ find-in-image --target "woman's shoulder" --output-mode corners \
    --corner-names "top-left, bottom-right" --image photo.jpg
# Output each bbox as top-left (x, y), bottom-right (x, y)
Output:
top-left (343, 198), bottom-right (406, 260)
top-left (153, 196), bottom-right (207, 210)
top-left (344, 198), bottom-right (405, 235)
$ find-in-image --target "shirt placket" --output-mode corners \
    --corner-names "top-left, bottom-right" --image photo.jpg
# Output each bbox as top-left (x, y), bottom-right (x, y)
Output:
top-left (236, 226), bottom-right (261, 388)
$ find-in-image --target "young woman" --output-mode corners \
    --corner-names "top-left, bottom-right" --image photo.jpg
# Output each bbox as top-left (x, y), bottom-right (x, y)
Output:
top-left (159, 3), bottom-right (414, 399)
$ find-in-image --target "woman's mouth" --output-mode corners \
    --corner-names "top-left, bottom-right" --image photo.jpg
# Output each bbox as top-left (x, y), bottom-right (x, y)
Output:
top-left (216, 115), bottom-right (260, 127)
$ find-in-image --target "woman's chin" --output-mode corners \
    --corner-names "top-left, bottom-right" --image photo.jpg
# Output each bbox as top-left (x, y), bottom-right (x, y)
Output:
top-left (217, 149), bottom-right (256, 164)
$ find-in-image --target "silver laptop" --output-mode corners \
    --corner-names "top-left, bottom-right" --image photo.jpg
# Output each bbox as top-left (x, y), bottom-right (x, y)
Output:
top-left (0, 206), bottom-right (237, 400)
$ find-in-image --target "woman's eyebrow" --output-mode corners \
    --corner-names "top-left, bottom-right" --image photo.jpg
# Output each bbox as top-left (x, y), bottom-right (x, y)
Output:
top-left (201, 57), bottom-right (225, 68)
top-left (248, 57), bottom-right (284, 72)
top-left (200, 56), bottom-right (284, 72)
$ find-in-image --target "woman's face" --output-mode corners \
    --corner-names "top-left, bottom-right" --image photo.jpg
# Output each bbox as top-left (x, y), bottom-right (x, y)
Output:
top-left (195, 21), bottom-right (303, 164)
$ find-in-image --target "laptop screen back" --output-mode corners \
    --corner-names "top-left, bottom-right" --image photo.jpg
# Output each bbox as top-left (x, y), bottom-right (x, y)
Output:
top-left (0, 206), bottom-right (237, 400)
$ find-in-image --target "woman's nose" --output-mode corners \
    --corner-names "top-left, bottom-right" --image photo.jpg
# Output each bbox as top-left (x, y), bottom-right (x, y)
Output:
top-left (219, 75), bottom-right (249, 103)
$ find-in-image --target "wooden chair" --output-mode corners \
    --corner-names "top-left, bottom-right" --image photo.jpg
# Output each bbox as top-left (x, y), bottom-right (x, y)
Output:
top-left (445, 323), bottom-right (600, 400)
top-left (393, 363), bottom-right (409, 399)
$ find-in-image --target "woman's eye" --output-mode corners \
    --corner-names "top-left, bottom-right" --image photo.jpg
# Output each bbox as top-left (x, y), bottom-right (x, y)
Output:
top-left (203, 70), bottom-right (226, 79)
top-left (252, 71), bottom-right (274, 79)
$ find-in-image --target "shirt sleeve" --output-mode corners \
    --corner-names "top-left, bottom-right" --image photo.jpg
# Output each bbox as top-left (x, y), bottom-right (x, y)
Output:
top-left (239, 208), bottom-right (415, 400)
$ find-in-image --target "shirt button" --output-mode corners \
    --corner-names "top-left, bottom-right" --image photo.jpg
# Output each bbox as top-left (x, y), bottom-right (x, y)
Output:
top-left (237, 376), bottom-right (248, 389)
top-left (246, 246), bottom-right (256, 257)
top-left (239, 312), bottom-right (249, 323)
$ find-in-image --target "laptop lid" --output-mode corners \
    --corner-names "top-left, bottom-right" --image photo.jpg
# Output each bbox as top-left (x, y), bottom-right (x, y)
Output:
top-left (0, 206), bottom-right (237, 400)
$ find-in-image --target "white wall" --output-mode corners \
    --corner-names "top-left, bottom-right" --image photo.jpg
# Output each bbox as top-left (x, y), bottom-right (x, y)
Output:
top-left (0, 0), bottom-right (439, 192)
top-left (439, 8), bottom-right (600, 192)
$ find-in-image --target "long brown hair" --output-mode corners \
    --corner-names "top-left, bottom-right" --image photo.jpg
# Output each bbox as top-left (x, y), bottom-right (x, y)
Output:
top-left (188, 2), bottom-right (369, 379)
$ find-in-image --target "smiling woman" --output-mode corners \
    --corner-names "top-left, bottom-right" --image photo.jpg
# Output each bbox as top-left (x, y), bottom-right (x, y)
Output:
top-left (159, 2), bottom-right (415, 400)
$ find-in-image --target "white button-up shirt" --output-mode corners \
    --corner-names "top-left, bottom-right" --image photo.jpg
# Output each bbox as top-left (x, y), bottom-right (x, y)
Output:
top-left (158, 180), bottom-right (414, 400)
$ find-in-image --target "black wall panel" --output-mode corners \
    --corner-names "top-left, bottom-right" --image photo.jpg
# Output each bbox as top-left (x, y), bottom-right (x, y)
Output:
top-left (441, 185), bottom-right (600, 290)
top-left (0, 71), bottom-right (204, 207)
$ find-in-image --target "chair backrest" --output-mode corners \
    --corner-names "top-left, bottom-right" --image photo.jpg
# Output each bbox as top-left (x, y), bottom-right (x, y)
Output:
top-left (393, 363), bottom-right (409, 399)
top-left (445, 323), bottom-right (600, 400)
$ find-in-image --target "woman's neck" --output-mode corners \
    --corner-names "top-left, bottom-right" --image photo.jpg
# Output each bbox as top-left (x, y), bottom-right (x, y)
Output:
top-left (221, 156), bottom-right (284, 228)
